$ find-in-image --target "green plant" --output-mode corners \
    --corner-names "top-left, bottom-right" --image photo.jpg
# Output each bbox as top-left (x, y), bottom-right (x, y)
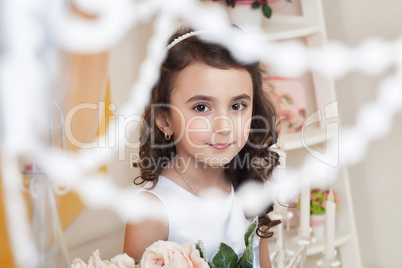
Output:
top-left (198, 217), bottom-right (258, 268)
top-left (297, 188), bottom-right (341, 215)
top-left (224, 0), bottom-right (273, 19)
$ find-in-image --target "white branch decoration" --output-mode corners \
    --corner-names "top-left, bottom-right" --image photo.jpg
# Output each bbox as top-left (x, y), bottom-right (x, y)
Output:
top-left (1, 0), bottom-right (402, 267)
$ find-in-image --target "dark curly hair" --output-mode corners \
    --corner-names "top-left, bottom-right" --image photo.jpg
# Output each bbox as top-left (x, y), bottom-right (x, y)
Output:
top-left (133, 25), bottom-right (281, 238)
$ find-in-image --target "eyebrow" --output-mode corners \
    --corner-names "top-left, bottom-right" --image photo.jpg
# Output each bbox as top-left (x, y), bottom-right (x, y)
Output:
top-left (185, 93), bottom-right (251, 103)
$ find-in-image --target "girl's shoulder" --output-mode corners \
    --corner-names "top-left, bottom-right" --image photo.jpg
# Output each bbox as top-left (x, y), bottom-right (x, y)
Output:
top-left (135, 175), bottom-right (186, 207)
top-left (138, 175), bottom-right (172, 195)
top-left (130, 179), bottom-right (169, 224)
top-left (140, 174), bottom-right (194, 197)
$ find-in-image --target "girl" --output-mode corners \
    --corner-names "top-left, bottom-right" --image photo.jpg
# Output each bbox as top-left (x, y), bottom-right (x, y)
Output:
top-left (124, 25), bottom-right (280, 267)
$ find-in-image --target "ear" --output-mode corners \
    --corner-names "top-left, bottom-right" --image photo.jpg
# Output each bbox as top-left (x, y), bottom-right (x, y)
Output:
top-left (155, 111), bottom-right (173, 137)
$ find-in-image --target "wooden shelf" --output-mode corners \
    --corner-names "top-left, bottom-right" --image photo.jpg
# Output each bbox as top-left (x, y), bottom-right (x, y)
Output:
top-left (261, 15), bottom-right (320, 41)
top-left (260, 1), bottom-right (361, 266)
top-left (279, 126), bottom-right (337, 151)
top-left (268, 228), bottom-right (352, 257)
top-left (307, 233), bottom-right (352, 256)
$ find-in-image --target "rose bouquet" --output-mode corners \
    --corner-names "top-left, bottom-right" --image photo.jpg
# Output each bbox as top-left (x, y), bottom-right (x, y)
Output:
top-left (71, 218), bottom-right (258, 268)
top-left (140, 240), bottom-right (209, 268)
top-left (71, 249), bottom-right (138, 268)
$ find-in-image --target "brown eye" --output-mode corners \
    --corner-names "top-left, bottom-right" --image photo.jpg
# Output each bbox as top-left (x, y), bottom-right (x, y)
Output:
top-left (193, 104), bottom-right (210, 112)
top-left (231, 102), bottom-right (247, 111)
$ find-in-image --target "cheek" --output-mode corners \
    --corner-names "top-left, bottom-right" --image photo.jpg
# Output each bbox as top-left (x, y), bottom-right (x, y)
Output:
top-left (170, 112), bottom-right (184, 135)
top-left (238, 111), bottom-right (253, 143)
top-left (243, 118), bottom-right (252, 137)
top-left (186, 117), bottom-right (211, 144)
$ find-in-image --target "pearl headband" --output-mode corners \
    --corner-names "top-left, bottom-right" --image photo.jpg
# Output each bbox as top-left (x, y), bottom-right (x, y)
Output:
top-left (166, 30), bottom-right (210, 50)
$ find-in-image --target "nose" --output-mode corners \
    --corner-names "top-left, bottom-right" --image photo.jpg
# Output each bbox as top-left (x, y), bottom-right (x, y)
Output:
top-left (213, 115), bottom-right (232, 135)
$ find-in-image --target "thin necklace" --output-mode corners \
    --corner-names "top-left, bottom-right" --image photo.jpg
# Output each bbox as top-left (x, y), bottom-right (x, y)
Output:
top-left (172, 165), bottom-right (198, 197)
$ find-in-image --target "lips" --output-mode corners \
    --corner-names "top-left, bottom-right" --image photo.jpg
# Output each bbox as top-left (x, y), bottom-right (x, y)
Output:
top-left (209, 143), bottom-right (232, 150)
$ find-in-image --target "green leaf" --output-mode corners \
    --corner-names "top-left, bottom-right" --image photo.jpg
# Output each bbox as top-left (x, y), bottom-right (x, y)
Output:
top-left (262, 4), bottom-right (272, 18)
top-left (251, 1), bottom-right (260, 9)
top-left (244, 217), bottom-right (258, 247)
top-left (211, 243), bottom-right (239, 268)
top-left (195, 240), bottom-right (209, 264)
top-left (238, 244), bottom-right (254, 268)
top-left (238, 217), bottom-right (258, 268)
top-left (238, 256), bottom-right (254, 268)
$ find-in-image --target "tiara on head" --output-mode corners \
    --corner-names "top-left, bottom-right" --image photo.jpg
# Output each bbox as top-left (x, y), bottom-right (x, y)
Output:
top-left (166, 30), bottom-right (210, 50)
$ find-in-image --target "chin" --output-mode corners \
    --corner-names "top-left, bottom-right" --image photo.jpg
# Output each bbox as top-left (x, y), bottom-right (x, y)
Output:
top-left (205, 156), bottom-right (234, 168)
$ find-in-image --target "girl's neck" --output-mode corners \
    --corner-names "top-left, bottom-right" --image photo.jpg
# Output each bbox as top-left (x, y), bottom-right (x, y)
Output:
top-left (165, 155), bottom-right (230, 195)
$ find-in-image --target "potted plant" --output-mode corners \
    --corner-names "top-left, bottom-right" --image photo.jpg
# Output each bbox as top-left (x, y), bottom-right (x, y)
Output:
top-left (210, 0), bottom-right (292, 28)
top-left (298, 188), bottom-right (341, 240)
top-left (225, 0), bottom-right (273, 19)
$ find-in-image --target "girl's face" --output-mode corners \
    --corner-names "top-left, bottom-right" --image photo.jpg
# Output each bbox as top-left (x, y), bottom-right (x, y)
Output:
top-left (167, 62), bottom-right (254, 167)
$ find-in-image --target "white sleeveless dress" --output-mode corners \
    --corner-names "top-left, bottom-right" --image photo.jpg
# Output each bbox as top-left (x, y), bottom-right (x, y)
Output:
top-left (138, 175), bottom-right (251, 261)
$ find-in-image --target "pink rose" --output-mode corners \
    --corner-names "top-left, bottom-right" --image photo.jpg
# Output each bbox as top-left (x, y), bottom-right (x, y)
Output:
top-left (181, 242), bottom-right (210, 268)
top-left (71, 258), bottom-right (88, 268)
top-left (141, 240), bottom-right (209, 268)
top-left (71, 250), bottom-right (137, 268)
top-left (86, 250), bottom-right (108, 268)
top-left (110, 253), bottom-right (137, 267)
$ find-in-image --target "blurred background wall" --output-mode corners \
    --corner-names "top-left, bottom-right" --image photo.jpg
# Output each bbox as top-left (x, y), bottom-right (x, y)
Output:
top-left (322, 1), bottom-right (402, 267)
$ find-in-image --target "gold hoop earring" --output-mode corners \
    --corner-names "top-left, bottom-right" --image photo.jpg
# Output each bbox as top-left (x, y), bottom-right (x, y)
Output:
top-left (165, 132), bottom-right (171, 141)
